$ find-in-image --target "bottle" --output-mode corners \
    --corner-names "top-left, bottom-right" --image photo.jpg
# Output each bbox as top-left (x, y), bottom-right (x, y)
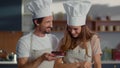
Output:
top-left (115, 26), bottom-right (120, 31)
top-left (102, 47), bottom-right (112, 61)
top-left (106, 16), bottom-right (111, 21)
top-left (107, 25), bottom-right (114, 32)
top-left (99, 25), bottom-right (106, 32)
top-left (13, 54), bottom-right (17, 62)
top-left (0, 50), bottom-right (8, 61)
top-left (8, 52), bottom-right (14, 61)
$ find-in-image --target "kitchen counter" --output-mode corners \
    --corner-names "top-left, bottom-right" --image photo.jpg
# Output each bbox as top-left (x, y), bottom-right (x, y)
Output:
top-left (102, 61), bottom-right (120, 64)
top-left (0, 61), bottom-right (17, 68)
top-left (0, 61), bottom-right (17, 64)
top-left (1, 60), bottom-right (120, 64)
top-left (1, 60), bottom-right (120, 68)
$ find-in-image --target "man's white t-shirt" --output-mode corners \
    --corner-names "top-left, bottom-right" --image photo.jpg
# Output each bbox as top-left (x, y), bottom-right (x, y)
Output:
top-left (16, 32), bottom-right (59, 68)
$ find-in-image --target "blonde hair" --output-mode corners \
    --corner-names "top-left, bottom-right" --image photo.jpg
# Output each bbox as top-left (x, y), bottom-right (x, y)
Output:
top-left (60, 25), bottom-right (95, 56)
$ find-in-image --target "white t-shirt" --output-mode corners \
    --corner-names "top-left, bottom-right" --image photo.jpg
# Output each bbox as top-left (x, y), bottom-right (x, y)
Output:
top-left (16, 32), bottom-right (59, 68)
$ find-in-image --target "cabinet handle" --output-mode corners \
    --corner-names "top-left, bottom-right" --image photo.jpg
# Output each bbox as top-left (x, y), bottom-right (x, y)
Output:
top-left (114, 65), bottom-right (116, 68)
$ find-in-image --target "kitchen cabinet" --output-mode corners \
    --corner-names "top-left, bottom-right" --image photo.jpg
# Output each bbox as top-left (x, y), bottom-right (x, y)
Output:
top-left (53, 20), bottom-right (120, 32)
top-left (1, 62), bottom-right (120, 68)
top-left (102, 64), bottom-right (114, 68)
top-left (0, 64), bottom-right (17, 68)
top-left (102, 64), bottom-right (120, 68)
top-left (101, 61), bottom-right (120, 68)
top-left (0, 61), bottom-right (17, 68)
top-left (52, 20), bottom-right (94, 32)
top-left (93, 21), bottom-right (120, 32)
top-left (0, 31), bottom-right (23, 53)
top-left (0, 0), bottom-right (21, 31)
top-left (52, 20), bottom-right (66, 32)
top-left (92, 61), bottom-right (120, 68)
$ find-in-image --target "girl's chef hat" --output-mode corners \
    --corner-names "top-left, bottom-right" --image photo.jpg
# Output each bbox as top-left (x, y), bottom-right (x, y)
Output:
top-left (63, 0), bottom-right (91, 26)
top-left (27, 0), bottom-right (52, 19)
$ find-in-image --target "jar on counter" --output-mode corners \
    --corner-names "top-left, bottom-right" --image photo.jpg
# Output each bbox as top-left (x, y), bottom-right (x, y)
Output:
top-left (0, 50), bottom-right (8, 61)
top-left (106, 16), bottom-right (111, 21)
top-left (7, 52), bottom-right (14, 61)
top-left (115, 26), bottom-right (120, 31)
top-left (107, 25), bottom-right (114, 32)
top-left (102, 47), bottom-right (112, 61)
top-left (99, 25), bottom-right (106, 32)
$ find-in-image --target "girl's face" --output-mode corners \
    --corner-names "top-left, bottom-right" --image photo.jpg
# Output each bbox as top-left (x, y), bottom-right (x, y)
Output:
top-left (67, 25), bottom-right (82, 38)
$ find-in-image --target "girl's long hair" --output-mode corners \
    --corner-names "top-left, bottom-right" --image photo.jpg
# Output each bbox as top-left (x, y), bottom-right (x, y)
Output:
top-left (60, 25), bottom-right (95, 56)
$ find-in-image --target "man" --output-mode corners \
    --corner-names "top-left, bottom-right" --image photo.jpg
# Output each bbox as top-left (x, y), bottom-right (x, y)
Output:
top-left (16, 0), bottom-right (59, 68)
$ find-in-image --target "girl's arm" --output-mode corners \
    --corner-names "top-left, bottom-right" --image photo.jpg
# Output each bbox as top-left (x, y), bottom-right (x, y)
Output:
top-left (54, 58), bottom-right (80, 68)
top-left (93, 54), bottom-right (102, 68)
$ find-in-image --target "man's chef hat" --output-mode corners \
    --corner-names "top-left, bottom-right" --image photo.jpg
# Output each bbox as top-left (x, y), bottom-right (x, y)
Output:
top-left (27, 0), bottom-right (52, 19)
top-left (63, 0), bottom-right (91, 26)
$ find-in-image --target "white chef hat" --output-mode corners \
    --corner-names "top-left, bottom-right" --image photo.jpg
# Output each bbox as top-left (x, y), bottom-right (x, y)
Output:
top-left (27, 0), bottom-right (52, 19)
top-left (63, 0), bottom-right (91, 26)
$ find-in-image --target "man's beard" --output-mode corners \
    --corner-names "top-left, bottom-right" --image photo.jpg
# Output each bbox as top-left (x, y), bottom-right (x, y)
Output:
top-left (44, 27), bottom-right (53, 34)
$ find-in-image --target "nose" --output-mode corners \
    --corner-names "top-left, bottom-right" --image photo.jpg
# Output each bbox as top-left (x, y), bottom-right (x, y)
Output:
top-left (71, 29), bottom-right (75, 35)
top-left (50, 21), bottom-right (53, 28)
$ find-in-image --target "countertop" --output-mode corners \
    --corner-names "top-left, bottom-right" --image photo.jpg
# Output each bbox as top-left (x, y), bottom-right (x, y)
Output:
top-left (0, 60), bottom-right (120, 64)
top-left (0, 61), bottom-right (17, 64)
top-left (102, 61), bottom-right (120, 64)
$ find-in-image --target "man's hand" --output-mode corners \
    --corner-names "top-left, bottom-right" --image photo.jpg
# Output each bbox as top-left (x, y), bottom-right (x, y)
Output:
top-left (41, 53), bottom-right (56, 61)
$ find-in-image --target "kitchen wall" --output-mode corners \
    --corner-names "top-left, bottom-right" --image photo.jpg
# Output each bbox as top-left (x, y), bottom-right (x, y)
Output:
top-left (0, 0), bottom-right (21, 31)
top-left (99, 32), bottom-right (120, 49)
top-left (51, 0), bottom-right (120, 20)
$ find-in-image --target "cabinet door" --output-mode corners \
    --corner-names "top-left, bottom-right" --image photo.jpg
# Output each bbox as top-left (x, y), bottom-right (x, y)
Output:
top-left (0, 64), bottom-right (17, 68)
top-left (0, 0), bottom-right (21, 31)
top-left (116, 64), bottom-right (120, 68)
top-left (102, 64), bottom-right (120, 68)
top-left (102, 64), bottom-right (114, 68)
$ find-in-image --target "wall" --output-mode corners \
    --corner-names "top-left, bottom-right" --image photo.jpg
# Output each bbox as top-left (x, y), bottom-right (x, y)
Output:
top-left (51, 0), bottom-right (120, 20)
top-left (99, 32), bottom-right (120, 49)
top-left (0, 0), bottom-right (21, 31)
top-left (89, 5), bottom-right (120, 20)
top-left (0, 31), bottom-right (23, 53)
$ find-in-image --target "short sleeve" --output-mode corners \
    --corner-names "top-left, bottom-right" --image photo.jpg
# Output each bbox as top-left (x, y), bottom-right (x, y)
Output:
top-left (91, 35), bottom-right (102, 56)
top-left (56, 39), bottom-right (64, 51)
top-left (50, 34), bottom-right (59, 51)
top-left (16, 39), bottom-right (30, 58)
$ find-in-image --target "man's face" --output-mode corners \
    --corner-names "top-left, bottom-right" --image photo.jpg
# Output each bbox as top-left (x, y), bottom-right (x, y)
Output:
top-left (38, 16), bottom-right (53, 33)
top-left (67, 25), bottom-right (82, 38)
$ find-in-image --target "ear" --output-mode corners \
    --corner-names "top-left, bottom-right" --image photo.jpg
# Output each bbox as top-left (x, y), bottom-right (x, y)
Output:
top-left (34, 19), bottom-right (39, 26)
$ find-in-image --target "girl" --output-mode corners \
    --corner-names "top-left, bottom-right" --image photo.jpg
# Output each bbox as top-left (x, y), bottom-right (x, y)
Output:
top-left (54, 0), bottom-right (102, 68)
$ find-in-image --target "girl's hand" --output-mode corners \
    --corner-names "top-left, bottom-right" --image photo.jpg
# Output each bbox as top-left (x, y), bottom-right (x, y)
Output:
top-left (79, 61), bottom-right (92, 68)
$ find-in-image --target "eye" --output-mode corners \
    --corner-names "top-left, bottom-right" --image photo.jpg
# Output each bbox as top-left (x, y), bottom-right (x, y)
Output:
top-left (67, 27), bottom-right (71, 31)
top-left (46, 20), bottom-right (53, 24)
top-left (46, 21), bottom-right (50, 23)
top-left (73, 28), bottom-right (78, 30)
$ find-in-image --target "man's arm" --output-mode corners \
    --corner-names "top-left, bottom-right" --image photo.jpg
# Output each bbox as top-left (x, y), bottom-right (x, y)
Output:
top-left (17, 53), bottom-right (56, 68)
